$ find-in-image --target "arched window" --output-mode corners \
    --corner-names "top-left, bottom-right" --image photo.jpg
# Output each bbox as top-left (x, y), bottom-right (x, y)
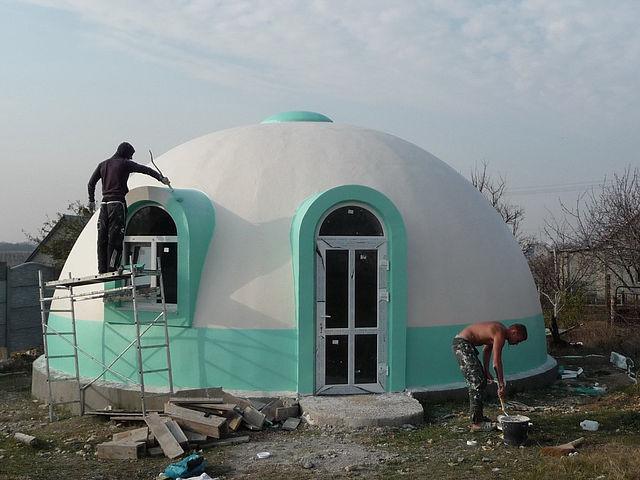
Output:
top-left (124, 206), bottom-right (178, 305)
top-left (319, 205), bottom-right (384, 236)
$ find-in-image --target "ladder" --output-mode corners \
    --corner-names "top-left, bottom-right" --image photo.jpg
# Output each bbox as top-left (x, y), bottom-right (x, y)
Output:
top-left (38, 261), bottom-right (174, 421)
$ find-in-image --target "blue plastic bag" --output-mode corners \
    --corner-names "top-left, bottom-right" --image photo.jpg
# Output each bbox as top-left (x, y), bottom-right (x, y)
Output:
top-left (163, 453), bottom-right (206, 480)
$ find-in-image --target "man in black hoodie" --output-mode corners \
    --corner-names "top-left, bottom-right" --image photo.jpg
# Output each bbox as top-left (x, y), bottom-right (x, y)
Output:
top-left (88, 142), bottom-right (170, 273)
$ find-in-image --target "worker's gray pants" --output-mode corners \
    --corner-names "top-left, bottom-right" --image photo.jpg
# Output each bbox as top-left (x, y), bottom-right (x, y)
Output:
top-left (97, 201), bottom-right (126, 274)
top-left (452, 337), bottom-right (487, 424)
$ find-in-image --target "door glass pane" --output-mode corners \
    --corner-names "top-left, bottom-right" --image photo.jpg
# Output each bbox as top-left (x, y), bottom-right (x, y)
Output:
top-left (355, 334), bottom-right (377, 384)
top-left (355, 249), bottom-right (377, 328)
top-left (157, 242), bottom-right (178, 304)
top-left (325, 250), bottom-right (348, 329)
top-left (325, 335), bottom-right (348, 384)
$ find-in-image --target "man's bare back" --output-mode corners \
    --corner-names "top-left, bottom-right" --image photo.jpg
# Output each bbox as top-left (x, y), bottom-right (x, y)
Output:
top-left (457, 321), bottom-right (507, 347)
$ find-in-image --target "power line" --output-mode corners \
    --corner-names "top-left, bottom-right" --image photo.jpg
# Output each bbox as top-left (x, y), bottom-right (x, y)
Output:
top-left (506, 180), bottom-right (610, 196)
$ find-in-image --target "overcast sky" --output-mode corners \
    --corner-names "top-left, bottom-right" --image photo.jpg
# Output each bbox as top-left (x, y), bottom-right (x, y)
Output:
top-left (1, 0), bottom-right (639, 242)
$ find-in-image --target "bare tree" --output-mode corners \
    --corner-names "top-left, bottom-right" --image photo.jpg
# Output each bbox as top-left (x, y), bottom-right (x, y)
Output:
top-left (471, 161), bottom-right (527, 247)
top-left (528, 238), bottom-right (596, 344)
top-left (24, 200), bottom-right (91, 271)
top-left (548, 168), bottom-right (640, 312)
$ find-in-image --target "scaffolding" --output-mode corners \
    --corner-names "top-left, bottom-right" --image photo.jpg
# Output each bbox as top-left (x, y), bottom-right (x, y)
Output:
top-left (38, 262), bottom-right (174, 421)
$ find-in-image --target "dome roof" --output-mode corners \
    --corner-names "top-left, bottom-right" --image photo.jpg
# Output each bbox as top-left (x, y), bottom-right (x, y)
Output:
top-left (132, 121), bottom-right (540, 329)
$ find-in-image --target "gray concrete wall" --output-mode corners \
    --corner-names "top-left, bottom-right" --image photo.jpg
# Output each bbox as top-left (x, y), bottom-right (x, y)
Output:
top-left (0, 263), bottom-right (7, 359)
top-left (5, 263), bottom-right (55, 354)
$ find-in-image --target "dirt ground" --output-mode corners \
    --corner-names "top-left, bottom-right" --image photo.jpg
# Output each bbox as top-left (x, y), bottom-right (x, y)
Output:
top-left (1, 328), bottom-right (639, 480)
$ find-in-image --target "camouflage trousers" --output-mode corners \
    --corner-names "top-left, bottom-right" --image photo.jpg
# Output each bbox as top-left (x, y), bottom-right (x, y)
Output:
top-left (452, 337), bottom-right (487, 424)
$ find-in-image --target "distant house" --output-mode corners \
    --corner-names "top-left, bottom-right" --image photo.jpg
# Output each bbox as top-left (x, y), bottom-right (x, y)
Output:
top-left (0, 215), bottom-right (88, 358)
top-left (0, 251), bottom-right (32, 267)
top-left (25, 214), bottom-right (89, 273)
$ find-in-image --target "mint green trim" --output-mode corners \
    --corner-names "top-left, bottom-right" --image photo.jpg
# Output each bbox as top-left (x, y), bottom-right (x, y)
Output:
top-left (105, 188), bottom-right (215, 327)
top-left (46, 314), bottom-right (297, 391)
top-left (405, 314), bottom-right (548, 388)
top-left (291, 185), bottom-right (408, 394)
top-left (261, 111), bottom-right (333, 124)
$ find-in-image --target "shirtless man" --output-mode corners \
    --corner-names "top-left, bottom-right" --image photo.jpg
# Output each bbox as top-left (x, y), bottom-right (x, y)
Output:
top-left (452, 322), bottom-right (528, 430)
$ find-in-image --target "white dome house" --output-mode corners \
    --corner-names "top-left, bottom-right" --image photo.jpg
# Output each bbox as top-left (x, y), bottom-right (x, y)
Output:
top-left (38, 112), bottom-right (555, 400)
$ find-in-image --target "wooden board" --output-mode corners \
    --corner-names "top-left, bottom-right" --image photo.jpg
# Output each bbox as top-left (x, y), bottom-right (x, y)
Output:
top-left (166, 420), bottom-right (189, 447)
top-left (260, 399), bottom-right (283, 422)
top-left (165, 402), bottom-right (227, 439)
top-left (275, 405), bottom-right (300, 422)
top-left (183, 429), bottom-right (208, 443)
top-left (97, 441), bottom-right (146, 460)
top-left (227, 413), bottom-right (243, 432)
top-left (168, 397), bottom-right (224, 405)
top-left (165, 402), bottom-right (207, 419)
top-left (145, 412), bottom-right (184, 459)
top-left (282, 417), bottom-right (301, 431)
top-left (112, 426), bottom-right (154, 444)
top-left (199, 435), bottom-right (250, 449)
top-left (242, 406), bottom-right (266, 429)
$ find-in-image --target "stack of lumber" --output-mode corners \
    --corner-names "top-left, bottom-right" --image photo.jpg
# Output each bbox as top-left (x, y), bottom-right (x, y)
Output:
top-left (95, 389), bottom-right (301, 460)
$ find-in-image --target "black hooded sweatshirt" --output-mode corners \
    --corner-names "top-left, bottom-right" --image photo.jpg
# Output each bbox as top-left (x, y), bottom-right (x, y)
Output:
top-left (88, 142), bottom-right (162, 203)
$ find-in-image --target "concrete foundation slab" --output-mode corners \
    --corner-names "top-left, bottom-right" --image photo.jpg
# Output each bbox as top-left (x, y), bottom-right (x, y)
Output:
top-left (299, 393), bottom-right (424, 428)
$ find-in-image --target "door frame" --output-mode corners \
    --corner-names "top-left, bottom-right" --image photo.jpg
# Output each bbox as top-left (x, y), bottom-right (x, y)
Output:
top-left (315, 236), bottom-right (388, 394)
top-left (290, 185), bottom-right (408, 394)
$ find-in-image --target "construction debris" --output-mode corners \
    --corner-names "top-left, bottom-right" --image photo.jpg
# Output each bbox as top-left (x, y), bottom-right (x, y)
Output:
top-left (541, 437), bottom-right (585, 457)
top-left (13, 432), bottom-right (37, 446)
top-left (97, 440), bottom-right (146, 459)
top-left (90, 389), bottom-right (301, 461)
top-left (145, 412), bottom-right (184, 459)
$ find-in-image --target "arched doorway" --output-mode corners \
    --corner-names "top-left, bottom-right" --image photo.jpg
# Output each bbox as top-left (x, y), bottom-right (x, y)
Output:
top-left (315, 205), bottom-right (388, 394)
top-left (123, 205), bottom-right (178, 305)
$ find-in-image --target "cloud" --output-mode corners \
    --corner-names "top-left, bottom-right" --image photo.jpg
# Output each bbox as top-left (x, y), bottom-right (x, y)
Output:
top-left (19, 0), bottom-right (640, 121)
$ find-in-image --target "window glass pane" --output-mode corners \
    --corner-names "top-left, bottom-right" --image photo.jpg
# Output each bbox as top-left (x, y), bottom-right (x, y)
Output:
top-left (158, 242), bottom-right (178, 304)
top-left (325, 250), bottom-right (348, 329)
top-left (319, 206), bottom-right (383, 236)
top-left (355, 334), bottom-right (377, 384)
top-left (355, 249), bottom-right (377, 328)
top-left (325, 335), bottom-right (348, 385)
top-left (126, 206), bottom-right (177, 236)
top-left (129, 244), bottom-right (151, 286)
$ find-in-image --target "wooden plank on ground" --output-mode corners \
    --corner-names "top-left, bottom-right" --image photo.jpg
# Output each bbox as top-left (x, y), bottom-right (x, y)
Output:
top-left (242, 405), bottom-right (266, 429)
top-left (112, 426), bottom-right (154, 444)
top-left (282, 417), bottom-right (301, 431)
top-left (183, 429), bottom-right (207, 443)
top-left (169, 397), bottom-right (224, 405)
top-left (260, 399), bottom-right (283, 422)
top-left (166, 420), bottom-right (189, 447)
top-left (200, 435), bottom-right (250, 449)
top-left (145, 412), bottom-right (184, 459)
top-left (110, 416), bottom-right (148, 422)
top-left (227, 413), bottom-right (243, 432)
top-left (97, 441), bottom-right (146, 460)
top-left (165, 402), bottom-right (207, 418)
top-left (86, 410), bottom-right (161, 417)
top-left (165, 402), bottom-right (227, 439)
top-left (275, 405), bottom-right (300, 422)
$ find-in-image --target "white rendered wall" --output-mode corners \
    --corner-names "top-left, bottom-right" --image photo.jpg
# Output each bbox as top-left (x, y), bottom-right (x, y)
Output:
top-left (115, 122), bottom-right (542, 330)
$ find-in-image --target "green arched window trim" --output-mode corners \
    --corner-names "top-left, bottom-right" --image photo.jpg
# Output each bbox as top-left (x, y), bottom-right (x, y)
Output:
top-left (104, 187), bottom-right (215, 327)
top-left (291, 185), bottom-right (407, 394)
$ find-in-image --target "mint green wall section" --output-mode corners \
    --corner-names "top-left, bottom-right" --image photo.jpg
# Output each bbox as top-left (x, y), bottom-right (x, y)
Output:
top-left (291, 185), bottom-right (407, 394)
top-left (405, 314), bottom-right (548, 387)
top-left (46, 314), bottom-right (297, 391)
top-left (105, 188), bottom-right (215, 327)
